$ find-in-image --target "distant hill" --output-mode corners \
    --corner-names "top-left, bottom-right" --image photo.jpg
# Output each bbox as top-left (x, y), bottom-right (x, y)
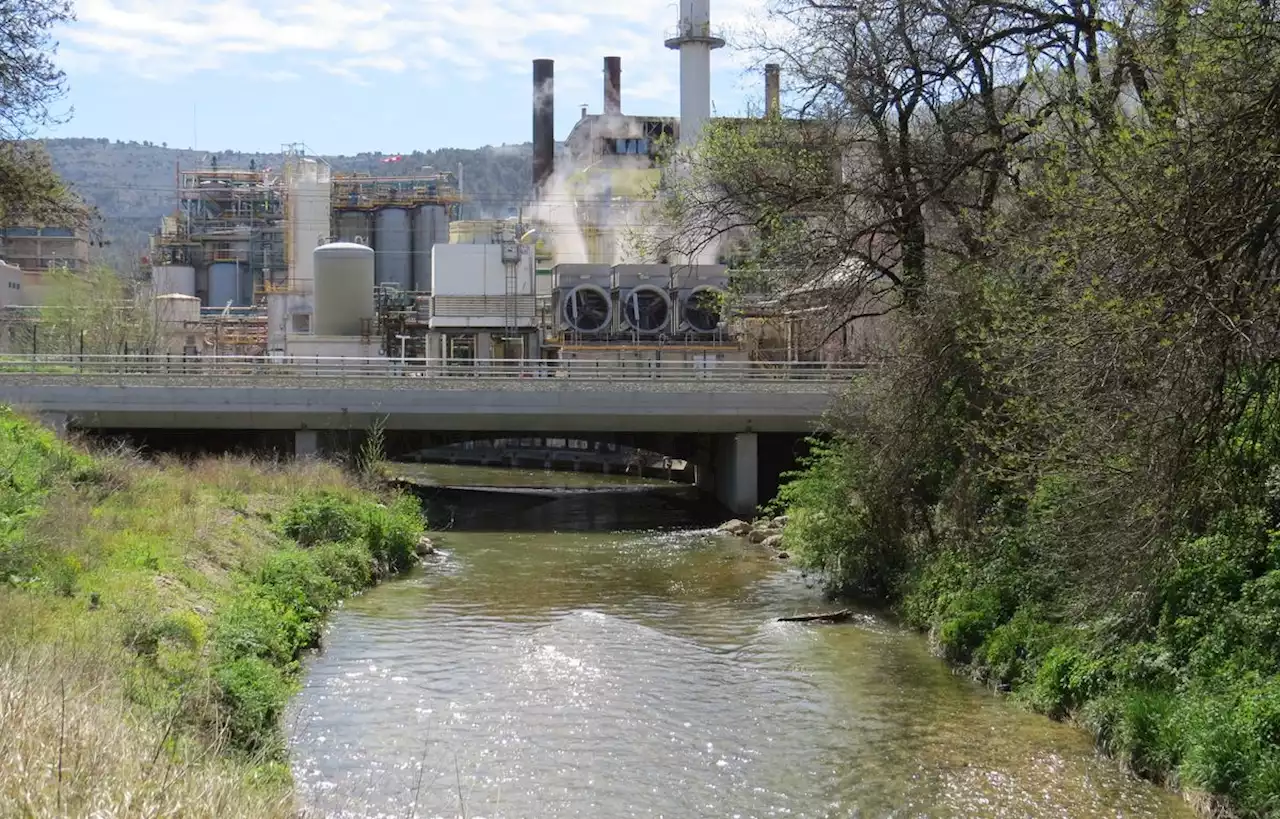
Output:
top-left (40, 138), bottom-right (535, 273)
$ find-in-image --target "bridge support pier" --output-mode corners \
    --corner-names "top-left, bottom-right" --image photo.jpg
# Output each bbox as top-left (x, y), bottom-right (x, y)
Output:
top-left (295, 429), bottom-right (319, 458)
top-left (714, 432), bottom-right (759, 517)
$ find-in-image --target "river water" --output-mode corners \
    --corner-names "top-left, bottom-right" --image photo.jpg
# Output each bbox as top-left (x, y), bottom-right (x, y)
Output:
top-left (289, 465), bottom-right (1191, 819)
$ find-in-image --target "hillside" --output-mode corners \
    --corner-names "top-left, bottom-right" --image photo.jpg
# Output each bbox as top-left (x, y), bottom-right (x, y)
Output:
top-left (40, 138), bottom-right (534, 272)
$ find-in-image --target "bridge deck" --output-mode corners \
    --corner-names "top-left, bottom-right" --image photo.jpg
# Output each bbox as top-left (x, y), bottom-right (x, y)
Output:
top-left (0, 356), bottom-right (858, 434)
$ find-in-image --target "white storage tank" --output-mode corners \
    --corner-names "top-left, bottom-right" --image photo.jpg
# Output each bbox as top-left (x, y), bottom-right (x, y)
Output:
top-left (154, 293), bottom-right (201, 326)
top-left (313, 242), bottom-right (375, 336)
top-left (152, 265), bottom-right (196, 297)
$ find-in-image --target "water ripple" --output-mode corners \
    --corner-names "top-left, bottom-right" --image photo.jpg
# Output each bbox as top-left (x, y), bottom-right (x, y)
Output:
top-left (290, 522), bottom-right (1191, 819)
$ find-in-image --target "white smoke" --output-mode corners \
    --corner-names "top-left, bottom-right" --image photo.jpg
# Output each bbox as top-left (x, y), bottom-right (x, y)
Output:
top-left (531, 110), bottom-right (693, 267)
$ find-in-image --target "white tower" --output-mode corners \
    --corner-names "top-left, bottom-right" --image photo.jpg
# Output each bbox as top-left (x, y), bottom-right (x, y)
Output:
top-left (665, 0), bottom-right (724, 148)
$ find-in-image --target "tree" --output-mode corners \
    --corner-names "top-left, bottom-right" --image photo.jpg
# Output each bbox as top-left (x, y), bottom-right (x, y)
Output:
top-left (38, 266), bottom-right (160, 354)
top-left (654, 0), bottom-right (1128, 341)
top-left (0, 0), bottom-right (85, 226)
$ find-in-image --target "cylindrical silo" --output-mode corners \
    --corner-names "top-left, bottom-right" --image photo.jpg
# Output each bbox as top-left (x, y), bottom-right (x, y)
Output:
top-left (412, 205), bottom-right (448, 291)
top-left (313, 242), bottom-right (375, 336)
top-left (449, 220), bottom-right (502, 245)
top-left (374, 207), bottom-right (412, 290)
top-left (208, 262), bottom-right (241, 308)
top-left (336, 210), bottom-right (372, 244)
top-left (152, 265), bottom-right (196, 297)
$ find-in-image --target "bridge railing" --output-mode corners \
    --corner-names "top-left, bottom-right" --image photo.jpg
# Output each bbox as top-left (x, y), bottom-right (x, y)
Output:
top-left (0, 354), bottom-right (870, 382)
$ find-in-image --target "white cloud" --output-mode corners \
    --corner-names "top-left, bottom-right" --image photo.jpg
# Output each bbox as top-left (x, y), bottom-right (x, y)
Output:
top-left (59, 0), bottom-right (774, 103)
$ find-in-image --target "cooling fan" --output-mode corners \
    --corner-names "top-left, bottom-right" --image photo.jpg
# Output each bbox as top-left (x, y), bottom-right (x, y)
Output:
top-left (682, 287), bottom-right (723, 334)
top-left (564, 285), bottom-right (612, 332)
top-left (623, 287), bottom-right (671, 333)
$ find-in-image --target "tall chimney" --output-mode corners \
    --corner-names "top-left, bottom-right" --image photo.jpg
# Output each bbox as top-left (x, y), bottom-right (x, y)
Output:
top-left (532, 59), bottom-right (555, 193)
top-left (604, 56), bottom-right (622, 116)
top-left (765, 63), bottom-right (780, 118)
top-left (665, 0), bottom-right (725, 147)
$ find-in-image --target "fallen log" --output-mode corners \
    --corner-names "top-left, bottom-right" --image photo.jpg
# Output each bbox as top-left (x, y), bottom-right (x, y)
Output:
top-left (777, 609), bottom-right (854, 623)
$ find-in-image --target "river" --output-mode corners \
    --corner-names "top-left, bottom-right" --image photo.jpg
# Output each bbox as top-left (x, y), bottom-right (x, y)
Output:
top-left (288, 465), bottom-right (1191, 819)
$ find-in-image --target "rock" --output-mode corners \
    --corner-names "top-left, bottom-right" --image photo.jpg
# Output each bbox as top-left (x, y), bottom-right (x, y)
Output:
top-left (748, 529), bottom-right (771, 544)
top-left (718, 519), bottom-right (752, 536)
top-left (776, 551), bottom-right (790, 560)
top-left (761, 534), bottom-right (784, 550)
top-left (415, 536), bottom-right (436, 556)
top-left (772, 515), bottom-right (789, 527)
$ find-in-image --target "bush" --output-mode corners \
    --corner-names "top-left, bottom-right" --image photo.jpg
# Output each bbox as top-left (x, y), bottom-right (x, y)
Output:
top-left (278, 489), bottom-right (423, 575)
top-left (214, 657), bottom-right (292, 756)
top-left (208, 489), bottom-right (424, 756)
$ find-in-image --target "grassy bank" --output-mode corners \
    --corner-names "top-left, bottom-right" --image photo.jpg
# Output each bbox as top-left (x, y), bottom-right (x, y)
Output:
top-left (776, 437), bottom-right (1280, 817)
top-left (0, 408), bottom-right (425, 815)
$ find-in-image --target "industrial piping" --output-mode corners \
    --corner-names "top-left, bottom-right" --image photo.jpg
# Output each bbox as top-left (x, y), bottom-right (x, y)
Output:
top-left (765, 63), bottom-right (780, 118)
top-left (532, 59), bottom-right (555, 192)
top-left (604, 56), bottom-right (622, 116)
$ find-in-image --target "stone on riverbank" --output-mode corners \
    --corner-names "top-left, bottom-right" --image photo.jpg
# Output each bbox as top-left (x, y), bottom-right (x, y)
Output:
top-left (719, 519), bottom-right (753, 536)
top-left (761, 534), bottom-right (784, 550)
top-left (415, 536), bottom-right (436, 556)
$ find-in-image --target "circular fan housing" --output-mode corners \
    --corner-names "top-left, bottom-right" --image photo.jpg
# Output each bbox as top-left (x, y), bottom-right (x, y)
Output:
top-left (682, 285), bottom-right (724, 333)
top-left (562, 284), bottom-right (613, 333)
top-left (621, 285), bottom-right (672, 334)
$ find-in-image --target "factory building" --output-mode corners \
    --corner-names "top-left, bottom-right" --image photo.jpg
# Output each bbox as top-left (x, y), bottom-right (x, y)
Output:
top-left (147, 145), bottom-right (460, 311)
top-left (121, 0), bottom-right (860, 366)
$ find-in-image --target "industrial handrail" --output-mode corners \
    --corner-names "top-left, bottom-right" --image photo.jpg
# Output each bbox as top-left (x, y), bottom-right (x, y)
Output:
top-left (0, 354), bottom-right (869, 383)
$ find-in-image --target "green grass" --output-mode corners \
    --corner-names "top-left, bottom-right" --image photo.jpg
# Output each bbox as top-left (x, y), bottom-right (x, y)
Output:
top-left (875, 515), bottom-right (1280, 817)
top-left (775, 440), bottom-right (1280, 817)
top-left (0, 407), bottom-right (426, 816)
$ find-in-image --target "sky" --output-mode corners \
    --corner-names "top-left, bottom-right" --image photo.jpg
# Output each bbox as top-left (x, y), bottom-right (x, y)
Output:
top-left (41, 0), bottom-right (777, 155)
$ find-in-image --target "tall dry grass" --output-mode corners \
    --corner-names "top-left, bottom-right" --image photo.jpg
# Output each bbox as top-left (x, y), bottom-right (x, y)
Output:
top-left (0, 627), bottom-right (297, 818)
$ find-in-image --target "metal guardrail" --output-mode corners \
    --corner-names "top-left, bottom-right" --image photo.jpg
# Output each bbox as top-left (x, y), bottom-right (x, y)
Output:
top-left (0, 355), bottom-right (868, 383)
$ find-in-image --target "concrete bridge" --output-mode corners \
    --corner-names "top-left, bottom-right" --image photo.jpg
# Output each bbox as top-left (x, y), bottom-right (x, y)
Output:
top-left (0, 355), bottom-right (859, 514)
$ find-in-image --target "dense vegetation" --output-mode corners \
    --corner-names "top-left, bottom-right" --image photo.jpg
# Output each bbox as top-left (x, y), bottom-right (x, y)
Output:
top-left (0, 408), bottom-right (425, 814)
top-left (665, 0), bottom-right (1280, 814)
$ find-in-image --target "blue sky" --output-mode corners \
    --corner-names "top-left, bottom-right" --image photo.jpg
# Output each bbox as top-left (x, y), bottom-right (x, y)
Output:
top-left (43, 0), bottom-right (777, 155)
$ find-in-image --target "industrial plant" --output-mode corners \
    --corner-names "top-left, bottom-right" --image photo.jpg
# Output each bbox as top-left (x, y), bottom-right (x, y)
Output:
top-left (0, 0), bottom-right (867, 366)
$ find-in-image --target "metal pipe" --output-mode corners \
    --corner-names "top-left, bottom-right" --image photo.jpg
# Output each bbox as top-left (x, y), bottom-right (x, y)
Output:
top-left (765, 63), bottom-right (780, 118)
top-left (532, 59), bottom-right (555, 193)
top-left (604, 56), bottom-right (622, 116)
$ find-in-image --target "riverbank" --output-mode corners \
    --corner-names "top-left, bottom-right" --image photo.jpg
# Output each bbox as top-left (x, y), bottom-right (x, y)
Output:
top-left (773, 440), bottom-right (1280, 818)
top-left (0, 408), bottom-right (425, 815)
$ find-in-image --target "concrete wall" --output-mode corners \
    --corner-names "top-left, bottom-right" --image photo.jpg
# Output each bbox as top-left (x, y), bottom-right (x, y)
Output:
top-left (0, 261), bottom-right (24, 308)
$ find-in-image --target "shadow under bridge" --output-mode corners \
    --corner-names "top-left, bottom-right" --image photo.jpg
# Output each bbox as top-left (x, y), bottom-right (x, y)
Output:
top-left (367, 430), bottom-right (811, 516)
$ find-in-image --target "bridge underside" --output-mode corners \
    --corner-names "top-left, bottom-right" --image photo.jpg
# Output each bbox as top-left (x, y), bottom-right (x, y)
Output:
top-left (7, 380), bottom-right (836, 516)
top-left (80, 426), bottom-right (810, 517)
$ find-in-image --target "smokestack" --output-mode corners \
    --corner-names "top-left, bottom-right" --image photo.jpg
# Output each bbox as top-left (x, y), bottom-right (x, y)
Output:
top-left (533, 59), bottom-right (555, 193)
top-left (604, 56), bottom-right (622, 116)
top-left (665, 0), bottom-right (725, 147)
top-left (765, 63), bottom-right (780, 118)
